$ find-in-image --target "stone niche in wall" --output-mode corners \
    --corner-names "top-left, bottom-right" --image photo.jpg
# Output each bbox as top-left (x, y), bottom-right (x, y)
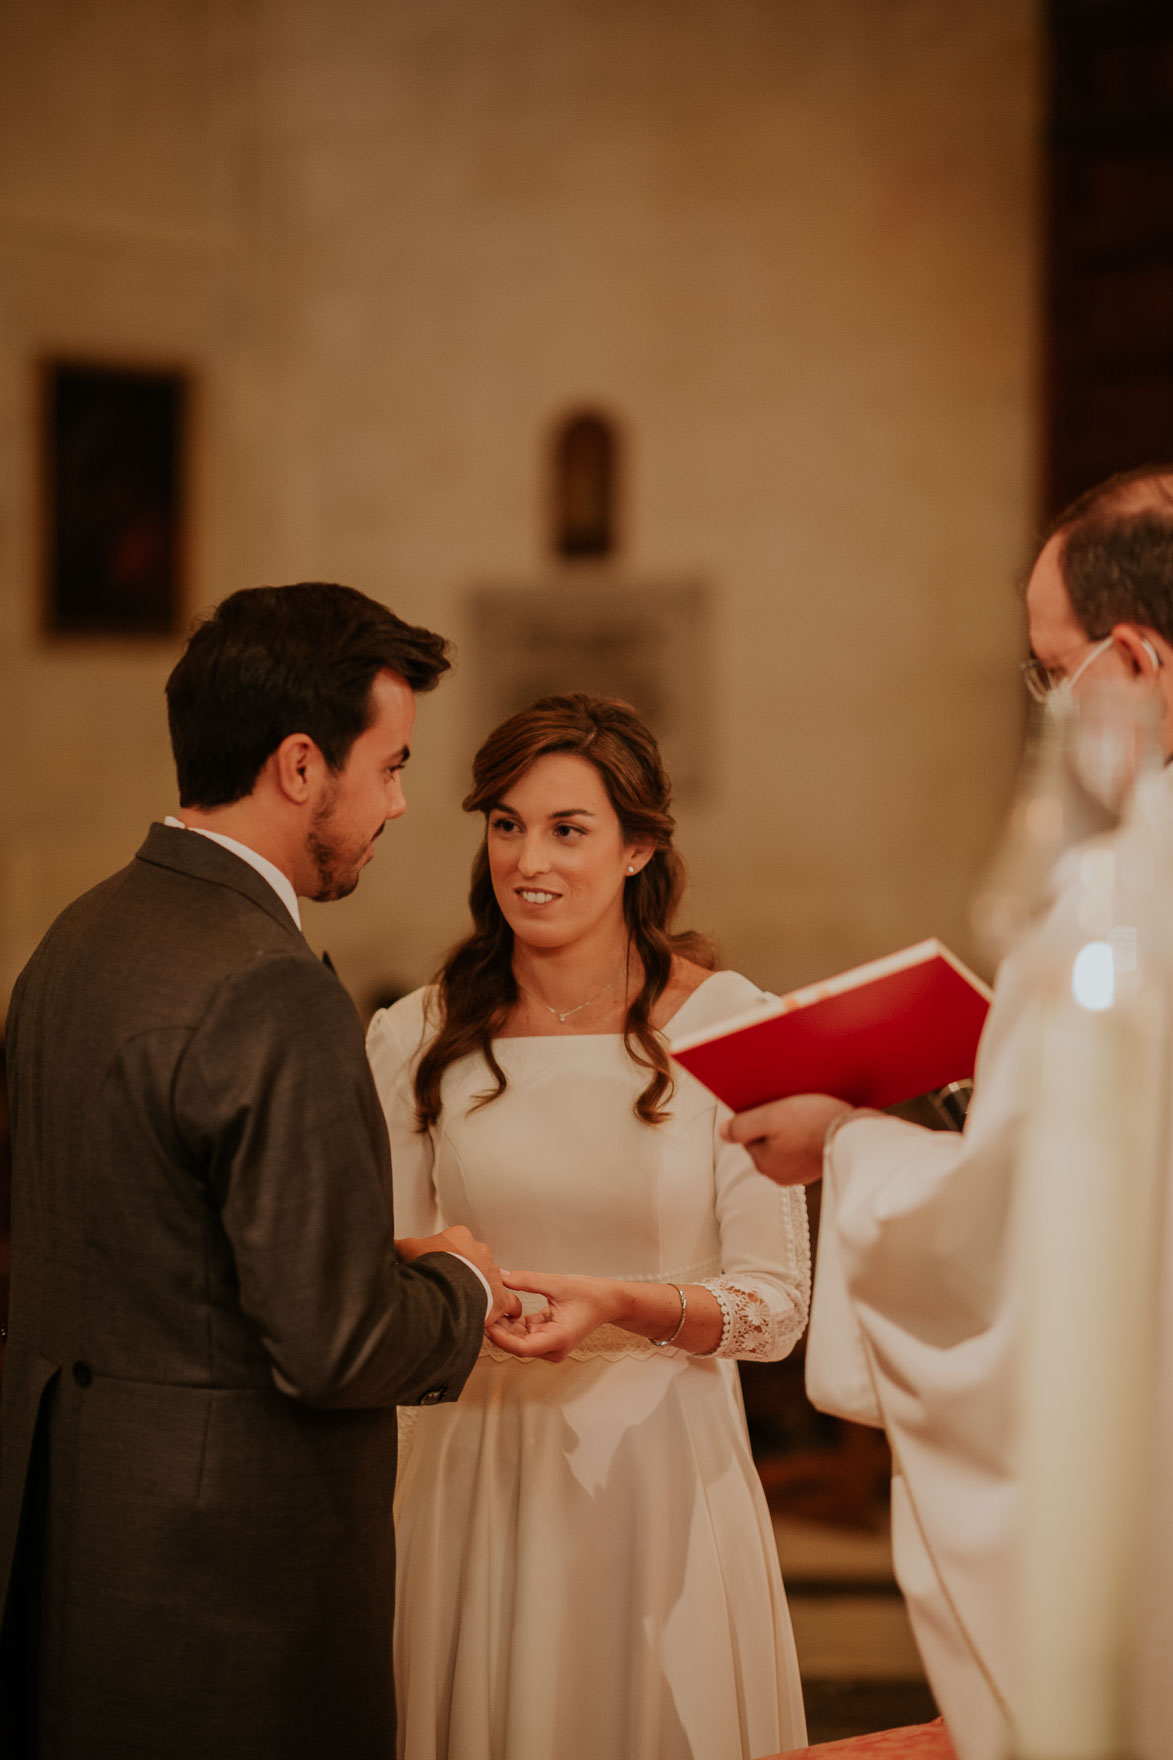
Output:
top-left (463, 581), bottom-right (713, 801)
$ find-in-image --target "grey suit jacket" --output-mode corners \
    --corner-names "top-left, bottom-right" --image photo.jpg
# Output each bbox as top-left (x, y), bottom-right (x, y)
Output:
top-left (0, 825), bottom-right (485, 1760)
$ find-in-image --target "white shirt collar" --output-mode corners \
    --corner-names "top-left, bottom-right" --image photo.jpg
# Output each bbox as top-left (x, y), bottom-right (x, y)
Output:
top-left (163, 816), bottom-right (302, 929)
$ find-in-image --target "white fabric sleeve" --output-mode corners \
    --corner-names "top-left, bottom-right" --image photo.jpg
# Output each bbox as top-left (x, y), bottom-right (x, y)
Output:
top-left (366, 997), bottom-right (442, 1241)
top-left (695, 1099), bottom-right (811, 1362)
top-left (805, 1115), bottom-right (886, 1425)
top-left (366, 999), bottom-right (498, 1313)
top-left (801, 951), bottom-right (1036, 1755)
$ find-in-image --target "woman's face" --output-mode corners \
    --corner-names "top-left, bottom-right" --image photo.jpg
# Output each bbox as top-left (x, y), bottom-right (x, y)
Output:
top-left (486, 752), bottom-right (651, 953)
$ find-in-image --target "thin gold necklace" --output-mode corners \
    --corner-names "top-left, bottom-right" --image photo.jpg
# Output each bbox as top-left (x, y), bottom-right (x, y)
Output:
top-left (516, 959), bottom-right (625, 1024)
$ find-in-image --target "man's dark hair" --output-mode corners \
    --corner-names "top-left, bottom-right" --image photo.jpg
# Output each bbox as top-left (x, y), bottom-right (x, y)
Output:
top-left (1044, 465), bottom-right (1173, 644)
top-left (165, 582), bottom-right (451, 807)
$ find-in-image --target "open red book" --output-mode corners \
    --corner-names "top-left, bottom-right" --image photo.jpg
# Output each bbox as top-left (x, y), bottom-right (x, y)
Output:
top-left (669, 939), bottom-right (993, 1113)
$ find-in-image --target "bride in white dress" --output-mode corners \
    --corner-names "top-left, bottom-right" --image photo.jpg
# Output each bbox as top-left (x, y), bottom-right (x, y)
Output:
top-left (367, 693), bottom-right (810, 1760)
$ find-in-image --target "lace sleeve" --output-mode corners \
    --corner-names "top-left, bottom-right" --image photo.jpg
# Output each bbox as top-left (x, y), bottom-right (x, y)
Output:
top-left (698, 1107), bottom-right (812, 1362)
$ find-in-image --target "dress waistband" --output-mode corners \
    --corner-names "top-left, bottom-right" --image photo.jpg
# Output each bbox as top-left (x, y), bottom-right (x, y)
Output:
top-left (479, 1322), bottom-right (681, 1365)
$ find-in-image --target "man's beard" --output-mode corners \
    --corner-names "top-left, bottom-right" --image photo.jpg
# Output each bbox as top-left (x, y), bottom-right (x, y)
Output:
top-left (306, 829), bottom-right (361, 902)
top-left (306, 797), bottom-right (381, 903)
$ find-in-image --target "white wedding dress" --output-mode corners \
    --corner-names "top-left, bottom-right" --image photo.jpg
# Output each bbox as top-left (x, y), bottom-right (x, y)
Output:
top-left (367, 971), bottom-right (810, 1760)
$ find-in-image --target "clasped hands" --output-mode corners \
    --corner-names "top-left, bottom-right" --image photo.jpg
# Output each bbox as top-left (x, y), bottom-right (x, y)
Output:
top-left (396, 1092), bottom-right (856, 1364)
top-left (485, 1271), bottom-right (619, 1363)
top-left (396, 1225), bottom-right (612, 1361)
top-left (475, 1095), bottom-right (856, 1361)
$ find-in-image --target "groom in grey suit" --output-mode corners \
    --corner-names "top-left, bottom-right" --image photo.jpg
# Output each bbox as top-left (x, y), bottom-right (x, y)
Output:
top-left (0, 583), bottom-right (517, 1760)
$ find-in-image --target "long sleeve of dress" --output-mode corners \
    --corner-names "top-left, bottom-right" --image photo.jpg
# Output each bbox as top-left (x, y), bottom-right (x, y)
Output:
top-left (696, 1098), bottom-right (811, 1362)
top-left (366, 993), bottom-right (442, 1239)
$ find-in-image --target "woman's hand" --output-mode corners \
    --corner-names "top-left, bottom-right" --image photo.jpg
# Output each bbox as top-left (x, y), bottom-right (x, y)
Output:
top-left (485, 1270), bottom-right (619, 1363)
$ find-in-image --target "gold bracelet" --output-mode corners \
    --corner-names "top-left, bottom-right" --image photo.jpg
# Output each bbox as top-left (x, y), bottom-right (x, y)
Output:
top-left (650, 1284), bottom-right (687, 1348)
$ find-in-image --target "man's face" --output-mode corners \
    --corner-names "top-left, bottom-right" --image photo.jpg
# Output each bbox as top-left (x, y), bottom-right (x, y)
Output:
top-left (305, 668), bottom-right (416, 902)
top-left (1024, 533), bottom-right (1100, 684)
top-left (1025, 530), bottom-right (1173, 760)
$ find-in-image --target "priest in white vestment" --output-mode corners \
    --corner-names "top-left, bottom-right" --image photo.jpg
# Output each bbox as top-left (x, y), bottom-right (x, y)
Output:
top-left (725, 466), bottom-right (1173, 1760)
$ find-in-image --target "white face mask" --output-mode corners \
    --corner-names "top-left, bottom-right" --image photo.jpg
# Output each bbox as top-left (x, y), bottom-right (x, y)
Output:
top-left (1053, 634), bottom-right (1116, 699)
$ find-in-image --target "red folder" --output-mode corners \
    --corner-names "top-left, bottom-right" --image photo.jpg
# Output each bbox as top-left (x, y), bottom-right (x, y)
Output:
top-left (669, 939), bottom-right (992, 1113)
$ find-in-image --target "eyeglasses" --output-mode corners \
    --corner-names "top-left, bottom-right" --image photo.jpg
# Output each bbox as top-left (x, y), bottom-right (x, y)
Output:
top-left (1020, 633), bottom-right (1162, 703)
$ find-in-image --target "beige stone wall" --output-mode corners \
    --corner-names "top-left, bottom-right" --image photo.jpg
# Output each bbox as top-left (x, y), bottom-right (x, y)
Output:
top-left (1, 0), bottom-right (1040, 1015)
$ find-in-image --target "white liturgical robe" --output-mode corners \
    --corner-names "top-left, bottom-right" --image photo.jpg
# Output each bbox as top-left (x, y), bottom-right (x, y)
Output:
top-left (805, 767), bottom-right (1173, 1760)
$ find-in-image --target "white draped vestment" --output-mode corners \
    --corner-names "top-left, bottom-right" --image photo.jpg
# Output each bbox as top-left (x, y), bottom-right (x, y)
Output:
top-left (806, 773), bottom-right (1173, 1760)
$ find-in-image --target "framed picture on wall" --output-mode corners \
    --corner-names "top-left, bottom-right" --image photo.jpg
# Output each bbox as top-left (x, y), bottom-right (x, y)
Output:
top-left (40, 358), bottom-right (191, 637)
top-left (464, 580), bottom-right (713, 799)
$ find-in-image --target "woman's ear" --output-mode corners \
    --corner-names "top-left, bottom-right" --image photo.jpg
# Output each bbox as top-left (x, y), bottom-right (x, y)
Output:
top-left (624, 844), bottom-right (656, 877)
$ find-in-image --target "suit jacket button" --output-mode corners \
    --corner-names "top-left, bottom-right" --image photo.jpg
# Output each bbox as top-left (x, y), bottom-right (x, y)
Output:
top-left (419, 1387), bottom-right (446, 1406)
top-left (72, 1361), bottom-right (93, 1388)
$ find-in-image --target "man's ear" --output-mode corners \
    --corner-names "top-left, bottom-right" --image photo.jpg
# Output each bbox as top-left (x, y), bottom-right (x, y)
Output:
top-left (270, 732), bottom-right (326, 805)
top-left (1111, 623), bottom-right (1165, 681)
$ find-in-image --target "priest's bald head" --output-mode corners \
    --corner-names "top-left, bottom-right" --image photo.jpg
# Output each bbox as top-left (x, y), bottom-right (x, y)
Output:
top-left (1025, 465), bottom-right (1173, 757)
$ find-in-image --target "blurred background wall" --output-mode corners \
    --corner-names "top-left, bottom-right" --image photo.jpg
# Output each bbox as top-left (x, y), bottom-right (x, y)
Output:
top-left (1, 0), bottom-right (1042, 1011)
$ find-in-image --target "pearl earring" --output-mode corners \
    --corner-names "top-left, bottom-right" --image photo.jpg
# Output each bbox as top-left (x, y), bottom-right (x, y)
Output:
top-left (627, 865), bottom-right (635, 874)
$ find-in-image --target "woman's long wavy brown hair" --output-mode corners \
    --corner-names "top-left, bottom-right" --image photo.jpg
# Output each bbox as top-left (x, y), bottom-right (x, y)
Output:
top-left (413, 693), bottom-right (716, 1132)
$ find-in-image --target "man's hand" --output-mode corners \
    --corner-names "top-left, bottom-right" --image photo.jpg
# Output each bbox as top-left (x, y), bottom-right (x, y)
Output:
top-left (396, 1225), bottom-right (523, 1326)
top-left (720, 1093), bottom-right (854, 1185)
top-left (485, 1270), bottom-right (617, 1363)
